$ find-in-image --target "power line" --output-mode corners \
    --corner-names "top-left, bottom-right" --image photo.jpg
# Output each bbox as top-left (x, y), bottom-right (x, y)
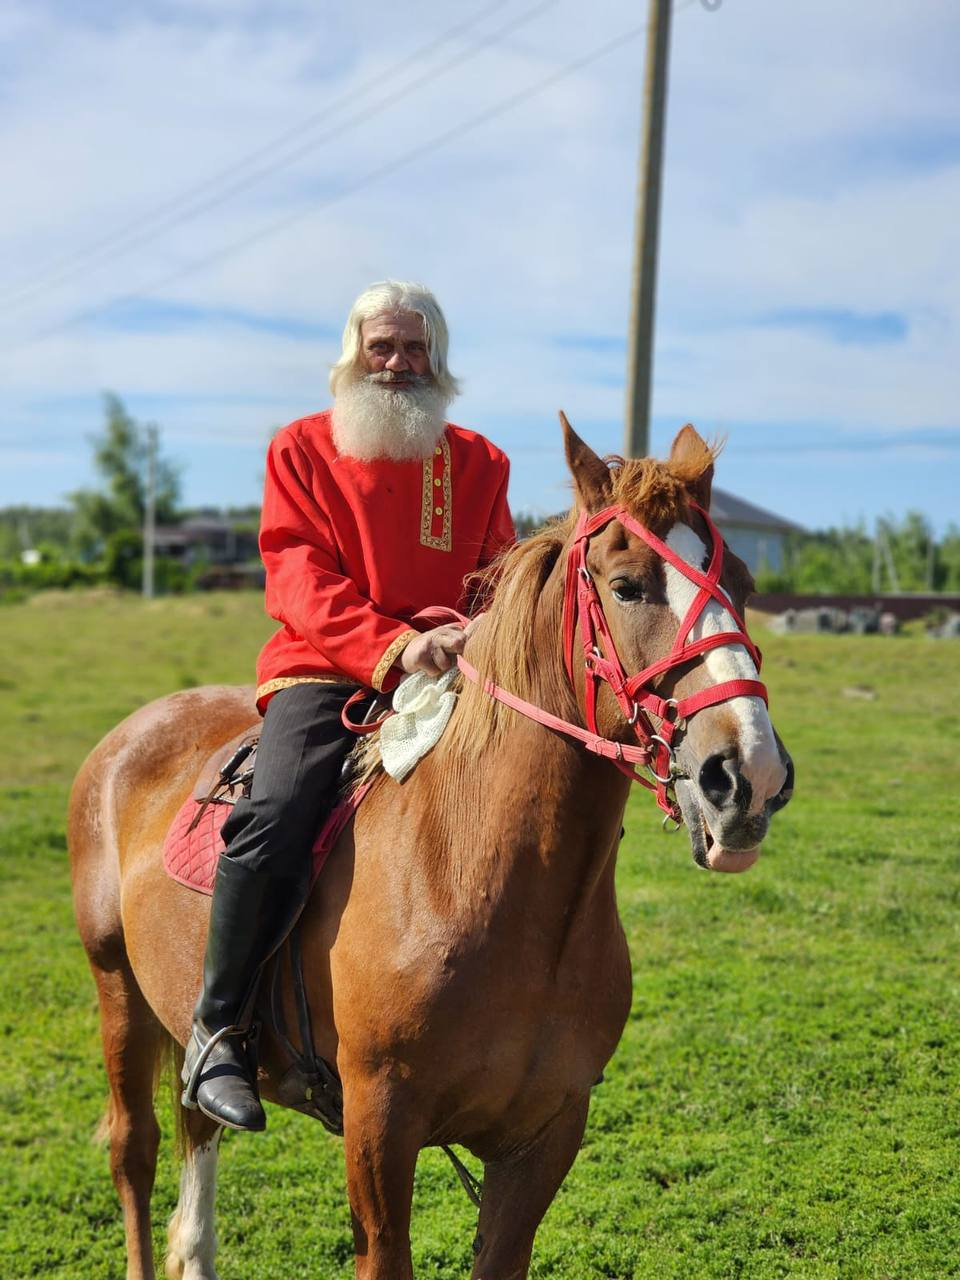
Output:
top-left (7, 19), bottom-right (650, 357)
top-left (0, 0), bottom-right (523, 313)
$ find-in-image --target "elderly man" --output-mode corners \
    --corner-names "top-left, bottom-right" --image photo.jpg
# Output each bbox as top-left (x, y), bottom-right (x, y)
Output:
top-left (183, 280), bottom-right (515, 1132)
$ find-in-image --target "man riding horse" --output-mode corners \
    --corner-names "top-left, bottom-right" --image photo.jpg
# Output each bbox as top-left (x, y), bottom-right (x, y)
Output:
top-left (183, 280), bottom-right (515, 1133)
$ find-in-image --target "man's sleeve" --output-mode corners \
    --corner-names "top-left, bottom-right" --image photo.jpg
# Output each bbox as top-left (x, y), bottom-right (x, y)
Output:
top-left (260, 433), bottom-right (417, 691)
top-left (478, 454), bottom-right (517, 567)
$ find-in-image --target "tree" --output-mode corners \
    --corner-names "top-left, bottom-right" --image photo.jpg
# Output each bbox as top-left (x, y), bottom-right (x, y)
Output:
top-left (69, 393), bottom-right (180, 556)
top-left (755, 514), bottom-right (960, 596)
top-left (882, 511), bottom-right (934, 591)
top-left (936, 524), bottom-right (960, 592)
top-left (0, 506), bottom-right (74, 558)
top-left (757, 525), bottom-right (874, 594)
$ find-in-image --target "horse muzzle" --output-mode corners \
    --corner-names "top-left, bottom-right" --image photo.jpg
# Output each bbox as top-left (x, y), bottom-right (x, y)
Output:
top-left (674, 742), bottom-right (794, 874)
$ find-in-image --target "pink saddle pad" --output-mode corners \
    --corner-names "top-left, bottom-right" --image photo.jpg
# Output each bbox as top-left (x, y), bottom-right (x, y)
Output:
top-left (162, 782), bottom-right (372, 895)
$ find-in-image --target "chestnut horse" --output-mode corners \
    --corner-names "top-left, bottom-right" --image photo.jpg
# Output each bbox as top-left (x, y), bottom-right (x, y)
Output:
top-left (69, 422), bottom-right (793, 1280)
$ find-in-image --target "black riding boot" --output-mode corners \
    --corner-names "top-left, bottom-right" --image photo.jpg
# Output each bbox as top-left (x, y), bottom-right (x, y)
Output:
top-left (181, 854), bottom-right (304, 1131)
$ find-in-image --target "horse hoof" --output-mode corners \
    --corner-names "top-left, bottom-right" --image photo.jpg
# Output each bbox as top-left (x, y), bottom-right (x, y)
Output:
top-left (164, 1249), bottom-right (220, 1280)
top-left (164, 1250), bottom-right (184, 1280)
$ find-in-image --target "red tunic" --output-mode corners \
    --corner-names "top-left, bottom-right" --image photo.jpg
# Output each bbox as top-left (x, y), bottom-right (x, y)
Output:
top-left (255, 410), bottom-right (515, 708)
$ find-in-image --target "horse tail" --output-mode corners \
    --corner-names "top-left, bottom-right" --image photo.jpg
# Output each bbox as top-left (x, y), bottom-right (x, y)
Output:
top-left (89, 1029), bottom-right (183, 1152)
top-left (165, 1036), bottom-right (189, 1160)
top-left (92, 1108), bottom-right (111, 1148)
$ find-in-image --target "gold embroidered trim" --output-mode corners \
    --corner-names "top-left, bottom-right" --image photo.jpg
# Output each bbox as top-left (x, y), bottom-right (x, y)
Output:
top-left (256, 675), bottom-right (345, 702)
top-left (420, 435), bottom-right (452, 551)
top-left (372, 629), bottom-right (419, 691)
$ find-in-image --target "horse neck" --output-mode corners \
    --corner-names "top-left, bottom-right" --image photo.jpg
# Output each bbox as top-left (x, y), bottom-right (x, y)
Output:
top-left (425, 554), bottom-right (632, 930)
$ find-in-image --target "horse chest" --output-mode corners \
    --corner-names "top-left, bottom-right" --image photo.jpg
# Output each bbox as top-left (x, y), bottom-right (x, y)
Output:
top-left (410, 933), bottom-right (631, 1113)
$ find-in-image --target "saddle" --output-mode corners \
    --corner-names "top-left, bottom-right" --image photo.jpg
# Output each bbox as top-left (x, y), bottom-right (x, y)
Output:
top-left (192, 725), bottom-right (261, 807)
top-left (163, 709), bottom-right (380, 896)
top-left (162, 727), bottom-right (256, 895)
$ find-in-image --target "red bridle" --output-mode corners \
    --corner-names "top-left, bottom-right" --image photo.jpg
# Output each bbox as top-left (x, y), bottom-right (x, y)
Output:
top-left (458, 501), bottom-right (767, 824)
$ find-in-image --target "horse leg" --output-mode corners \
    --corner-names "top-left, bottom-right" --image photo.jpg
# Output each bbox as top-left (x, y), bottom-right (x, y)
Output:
top-left (470, 1097), bottom-right (590, 1280)
top-left (341, 1072), bottom-right (424, 1280)
top-left (165, 1112), bottom-right (223, 1280)
top-left (95, 961), bottom-right (166, 1280)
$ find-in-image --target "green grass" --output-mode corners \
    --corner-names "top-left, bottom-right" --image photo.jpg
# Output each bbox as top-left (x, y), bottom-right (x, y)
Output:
top-left (1, 590), bottom-right (958, 1278)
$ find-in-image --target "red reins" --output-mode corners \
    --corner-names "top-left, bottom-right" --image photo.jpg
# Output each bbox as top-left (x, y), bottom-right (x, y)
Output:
top-left (459, 502), bottom-right (767, 823)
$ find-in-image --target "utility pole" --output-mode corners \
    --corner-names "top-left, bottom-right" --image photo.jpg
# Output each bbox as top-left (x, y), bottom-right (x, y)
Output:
top-left (624, 0), bottom-right (674, 459)
top-left (142, 424), bottom-right (157, 599)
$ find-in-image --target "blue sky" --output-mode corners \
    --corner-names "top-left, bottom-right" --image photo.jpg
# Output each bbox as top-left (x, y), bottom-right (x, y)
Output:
top-left (1, 0), bottom-right (958, 533)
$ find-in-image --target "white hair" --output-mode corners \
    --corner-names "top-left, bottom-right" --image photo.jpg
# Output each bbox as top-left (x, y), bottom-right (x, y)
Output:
top-left (329, 280), bottom-right (461, 399)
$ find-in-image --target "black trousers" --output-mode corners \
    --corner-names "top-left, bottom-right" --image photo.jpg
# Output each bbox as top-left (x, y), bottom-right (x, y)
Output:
top-left (220, 682), bottom-right (360, 887)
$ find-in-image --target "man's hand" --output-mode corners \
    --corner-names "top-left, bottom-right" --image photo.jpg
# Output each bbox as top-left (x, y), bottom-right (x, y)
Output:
top-left (398, 620), bottom-right (479, 677)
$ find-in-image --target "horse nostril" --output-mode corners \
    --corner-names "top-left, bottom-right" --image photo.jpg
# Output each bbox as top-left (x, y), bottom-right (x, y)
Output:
top-left (698, 753), bottom-right (735, 809)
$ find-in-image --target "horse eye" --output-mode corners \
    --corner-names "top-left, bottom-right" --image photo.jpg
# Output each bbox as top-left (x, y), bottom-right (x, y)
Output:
top-left (611, 577), bottom-right (645, 603)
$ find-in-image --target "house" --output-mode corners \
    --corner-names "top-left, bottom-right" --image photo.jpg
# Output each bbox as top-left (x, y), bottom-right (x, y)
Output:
top-left (709, 488), bottom-right (802, 576)
top-left (153, 516), bottom-right (259, 566)
top-left (153, 516), bottom-right (264, 588)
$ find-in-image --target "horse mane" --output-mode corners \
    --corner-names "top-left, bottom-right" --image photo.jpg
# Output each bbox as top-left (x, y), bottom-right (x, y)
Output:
top-left (442, 516), bottom-right (571, 758)
top-left (609, 436), bottom-right (717, 522)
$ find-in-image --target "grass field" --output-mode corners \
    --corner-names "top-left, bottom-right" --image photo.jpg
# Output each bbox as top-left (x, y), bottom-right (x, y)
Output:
top-left (1, 589), bottom-right (958, 1279)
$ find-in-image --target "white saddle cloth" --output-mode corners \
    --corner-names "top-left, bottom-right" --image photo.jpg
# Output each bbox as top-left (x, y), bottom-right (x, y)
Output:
top-left (378, 668), bottom-right (459, 782)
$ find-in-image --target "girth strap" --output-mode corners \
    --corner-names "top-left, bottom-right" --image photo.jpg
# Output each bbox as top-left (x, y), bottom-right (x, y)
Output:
top-left (264, 925), bottom-right (485, 1207)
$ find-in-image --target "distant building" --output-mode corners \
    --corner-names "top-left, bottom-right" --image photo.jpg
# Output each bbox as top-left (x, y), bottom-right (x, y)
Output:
top-left (153, 516), bottom-right (259, 566)
top-left (710, 489), bottom-right (802, 576)
top-left (153, 516), bottom-right (264, 589)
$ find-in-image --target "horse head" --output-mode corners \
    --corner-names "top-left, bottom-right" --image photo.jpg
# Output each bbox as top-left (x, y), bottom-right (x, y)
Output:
top-left (562, 414), bottom-right (794, 873)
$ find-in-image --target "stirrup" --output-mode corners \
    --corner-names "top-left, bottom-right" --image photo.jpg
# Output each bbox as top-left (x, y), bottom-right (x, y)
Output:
top-left (180, 1022), bottom-right (247, 1110)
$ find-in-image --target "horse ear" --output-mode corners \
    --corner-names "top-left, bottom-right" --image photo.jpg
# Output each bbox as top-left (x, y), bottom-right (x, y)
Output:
top-left (668, 423), bottom-right (714, 509)
top-left (560, 411), bottom-right (613, 513)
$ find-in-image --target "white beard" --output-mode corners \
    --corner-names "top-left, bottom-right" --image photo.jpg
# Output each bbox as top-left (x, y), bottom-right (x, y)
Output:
top-left (332, 373), bottom-right (450, 462)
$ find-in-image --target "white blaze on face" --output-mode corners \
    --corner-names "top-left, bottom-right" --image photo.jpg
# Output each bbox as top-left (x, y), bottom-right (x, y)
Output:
top-left (663, 522), bottom-right (786, 813)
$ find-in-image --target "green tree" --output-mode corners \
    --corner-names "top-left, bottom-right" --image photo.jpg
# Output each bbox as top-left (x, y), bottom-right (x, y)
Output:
top-left (881, 511), bottom-right (934, 591)
top-left (936, 524), bottom-right (960, 591)
top-left (513, 510), bottom-right (561, 539)
top-left (762, 525), bottom-right (873, 593)
top-left (755, 515), bottom-right (960, 596)
top-left (102, 528), bottom-right (144, 591)
top-left (69, 393), bottom-right (180, 556)
top-left (0, 507), bottom-right (74, 558)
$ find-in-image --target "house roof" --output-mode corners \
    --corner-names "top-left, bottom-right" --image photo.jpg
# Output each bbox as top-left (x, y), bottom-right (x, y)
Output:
top-left (179, 517), bottom-right (237, 533)
top-left (710, 487), bottom-right (804, 534)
